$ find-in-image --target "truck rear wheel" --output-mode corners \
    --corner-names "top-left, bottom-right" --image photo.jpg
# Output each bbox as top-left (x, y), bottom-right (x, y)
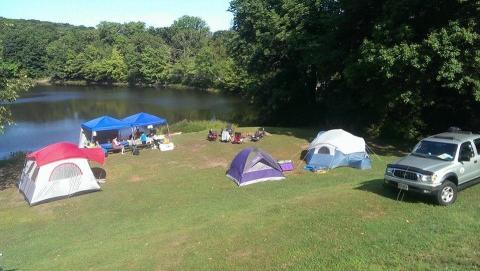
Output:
top-left (435, 181), bottom-right (457, 206)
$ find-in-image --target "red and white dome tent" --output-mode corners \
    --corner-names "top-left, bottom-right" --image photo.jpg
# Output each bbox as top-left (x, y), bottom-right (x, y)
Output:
top-left (18, 142), bottom-right (105, 205)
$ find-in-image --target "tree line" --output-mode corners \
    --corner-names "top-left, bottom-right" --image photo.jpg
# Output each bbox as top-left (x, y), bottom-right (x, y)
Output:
top-left (0, 16), bottom-right (240, 90)
top-left (1, 0), bottom-right (480, 139)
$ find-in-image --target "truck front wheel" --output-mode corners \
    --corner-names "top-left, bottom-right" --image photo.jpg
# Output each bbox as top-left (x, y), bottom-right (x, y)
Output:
top-left (435, 181), bottom-right (457, 206)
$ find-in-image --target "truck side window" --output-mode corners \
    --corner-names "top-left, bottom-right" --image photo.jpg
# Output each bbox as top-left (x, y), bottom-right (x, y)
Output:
top-left (474, 138), bottom-right (480, 155)
top-left (459, 142), bottom-right (475, 160)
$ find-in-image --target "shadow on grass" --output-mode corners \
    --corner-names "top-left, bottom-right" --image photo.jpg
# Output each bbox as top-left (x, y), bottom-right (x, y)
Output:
top-left (366, 140), bottom-right (410, 157)
top-left (356, 179), bottom-right (436, 205)
top-left (300, 150), bottom-right (308, 160)
top-left (0, 268), bottom-right (18, 271)
top-left (0, 153), bottom-right (25, 191)
top-left (264, 126), bottom-right (317, 142)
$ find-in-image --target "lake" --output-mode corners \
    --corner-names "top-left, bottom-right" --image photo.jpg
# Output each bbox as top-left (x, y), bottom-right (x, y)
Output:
top-left (0, 85), bottom-right (253, 159)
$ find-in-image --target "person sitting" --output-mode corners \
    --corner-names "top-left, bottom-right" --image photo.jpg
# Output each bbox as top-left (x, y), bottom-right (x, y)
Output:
top-left (140, 132), bottom-right (148, 145)
top-left (251, 129), bottom-right (262, 142)
top-left (134, 128), bottom-right (141, 139)
top-left (251, 128), bottom-right (266, 142)
top-left (220, 129), bottom-right (231, 142)
top-left (207, 129), bottom-right (218, 141)
top-left (112, 137), bottom-right (125, 154)
top-left (258, 127), bottom-right (266, 138)
top-left (225, 123), bottom-right (233, 135)
top-left (232, 132), bottom-right (243, 144)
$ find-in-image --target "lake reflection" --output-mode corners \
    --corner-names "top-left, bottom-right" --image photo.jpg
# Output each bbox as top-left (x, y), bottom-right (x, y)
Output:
top-left (0, 85), bottom-right (253, 158)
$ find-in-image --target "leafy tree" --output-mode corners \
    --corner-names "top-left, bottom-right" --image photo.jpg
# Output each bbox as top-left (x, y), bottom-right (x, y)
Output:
top-left (140, 46), bottom-right (171, 84)
top-left (169, 16), bottom-right (211, 58)
top-left (229, 0), bottom-right (480, 138)
top-left (0, 17), bottom-right (227, 90)
top-left (46, 28), bottom-right (98, 80)
top-left (100, 47), bottom-right (128, 82)
top-left (190, 46), bottom-right (217, 88)
top-left (343, 0), bottom-right (480, 138)
top-left (0, 60), bottom-right (33, 132)
top-left (169, 55), bottom-right (195, 85)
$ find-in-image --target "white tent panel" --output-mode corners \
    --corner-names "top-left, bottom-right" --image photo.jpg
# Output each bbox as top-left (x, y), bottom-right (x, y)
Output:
top-left (308, 129), bottom-right (366, 154)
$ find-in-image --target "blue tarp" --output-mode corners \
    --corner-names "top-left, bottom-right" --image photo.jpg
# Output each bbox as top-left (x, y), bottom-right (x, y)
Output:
top-left (122, 112), bottom-right (167, 127)
top-left (304, 149), bottom-right (371, 171)
top-left (81, 116), bottom-right (129, 132)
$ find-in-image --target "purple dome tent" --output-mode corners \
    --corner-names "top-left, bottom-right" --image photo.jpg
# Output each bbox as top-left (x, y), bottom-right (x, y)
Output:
top-left (227, 147), bottom-right (285, 186)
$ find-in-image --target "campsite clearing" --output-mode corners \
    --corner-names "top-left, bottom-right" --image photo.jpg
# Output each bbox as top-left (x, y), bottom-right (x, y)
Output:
top-left (1, 127), bottom-right (479, 270)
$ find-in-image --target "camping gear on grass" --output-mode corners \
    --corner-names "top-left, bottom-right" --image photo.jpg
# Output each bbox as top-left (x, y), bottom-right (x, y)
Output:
top-left (304, 129), bottom-right (371, 171)
top-left (227, 147), bottom-right (285, 186)
top-left (19, 142), bottom-right (105, 205)
top-left (251, 127), bottom-right (266, 142)
top-left (278, 160), bottom-right (294, 172)
top-left (160, 142), bottom-right (175, 151)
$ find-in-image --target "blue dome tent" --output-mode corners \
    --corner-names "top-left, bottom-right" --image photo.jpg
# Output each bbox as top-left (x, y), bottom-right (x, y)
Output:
top-left (304, 129), bottom-right (371, 171)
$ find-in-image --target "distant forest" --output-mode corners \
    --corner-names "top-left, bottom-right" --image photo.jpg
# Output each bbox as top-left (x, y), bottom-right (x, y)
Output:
top-left (0, 15), bottom-right (238, 91)
top-left (1, 0), bottom-right (480, 139)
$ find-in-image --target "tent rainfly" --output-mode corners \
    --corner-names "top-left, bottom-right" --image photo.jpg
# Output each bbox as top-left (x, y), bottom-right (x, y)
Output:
top-left (227, 147), bottom-right (285, 186)
top-left (19, 142), bottom-right (105, 205)
top-left (304, 129), bottom-right (371, 170)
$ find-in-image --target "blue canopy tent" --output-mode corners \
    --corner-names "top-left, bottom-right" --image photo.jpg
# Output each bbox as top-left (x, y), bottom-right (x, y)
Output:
top-left (79, 116), bottom-right (129, 147)
top-left (81, 115), bottom-right (129, 132)
top-left (122, 112), bottom-right (167, 127)
top-left (122, 112), bottom-right (169, 135)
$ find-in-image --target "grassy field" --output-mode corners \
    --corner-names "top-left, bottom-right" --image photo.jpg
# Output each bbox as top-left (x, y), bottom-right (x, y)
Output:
top-left (0, 127), bottom-right (479, 270)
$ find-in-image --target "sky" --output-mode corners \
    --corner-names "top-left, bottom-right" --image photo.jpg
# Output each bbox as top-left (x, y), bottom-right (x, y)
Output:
top-left (0, 0), bottom-right (233, 31)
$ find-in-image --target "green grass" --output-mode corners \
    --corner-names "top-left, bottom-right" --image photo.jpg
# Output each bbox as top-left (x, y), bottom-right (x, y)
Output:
top-left (165, 119), bottom-right (235, 133)
top-left (1, 127), bottom-right (479, 270)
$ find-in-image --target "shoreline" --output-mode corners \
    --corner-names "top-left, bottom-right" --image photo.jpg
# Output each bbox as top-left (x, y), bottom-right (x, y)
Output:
top-left (34, 79), bottom-right (221, 93)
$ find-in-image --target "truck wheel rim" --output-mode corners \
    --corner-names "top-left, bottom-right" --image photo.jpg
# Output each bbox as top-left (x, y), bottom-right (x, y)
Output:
top-left (441, 187), bottom-right (454, 202)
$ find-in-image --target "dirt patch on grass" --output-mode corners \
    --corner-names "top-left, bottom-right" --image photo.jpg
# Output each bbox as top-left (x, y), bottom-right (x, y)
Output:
top-left (230, 250), bottom-right (252, 258)
top-left (130, 175), bottom-right (144, 182)
top-left (358, 206), bottom-right (386, 220)
top-left (184, 143), bottom-right (205, 153)
top-left (155, 234), bottom-right (190, 271)
top-left (199, 159), bottom-right (228, 169)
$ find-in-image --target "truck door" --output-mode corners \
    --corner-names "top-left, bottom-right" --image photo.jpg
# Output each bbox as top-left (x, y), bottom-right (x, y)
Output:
top-left (471, 138), bottom-right (480, 180)
top-left (457, 141), bottom-right (477, 184)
